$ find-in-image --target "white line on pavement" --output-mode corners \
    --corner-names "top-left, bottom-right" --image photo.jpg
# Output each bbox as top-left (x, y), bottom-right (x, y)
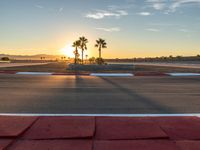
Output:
top-left (0, 113), bottom-right (200, 117)
top-left (167, 73), bottom-right (200, 76)
top-left (16, 72), bottom-right (53, 75)
top-left (90, 73), bottom-right (134, 77)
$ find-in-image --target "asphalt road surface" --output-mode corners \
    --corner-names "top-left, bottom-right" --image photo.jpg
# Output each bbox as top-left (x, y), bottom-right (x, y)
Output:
top-left (0, 74), bottom-right (200, 114)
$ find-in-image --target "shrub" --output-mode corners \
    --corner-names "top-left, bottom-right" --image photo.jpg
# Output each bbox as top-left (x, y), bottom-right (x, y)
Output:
top-left (1, 57), bottom-right (10, 61)
top-left (89, 57), bottom-right (95, 64)
top-left (95, 58), bottom-right (105, 65)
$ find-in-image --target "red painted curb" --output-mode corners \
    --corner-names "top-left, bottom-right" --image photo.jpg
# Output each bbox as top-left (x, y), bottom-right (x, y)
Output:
top-left (0, 139), bottom-right (14, 150)
top-left (0, 71), bottom-right (17, 74)
top-left (1, 116), bottom-right (200, 149)
top-left (176, 141), bottom-right (200, 150)
top-left (22, 116), bottom-right (95, 140)
top-left (9, 140), bottom-right (92, 150)
top-left (94, 140), bottom-right (180, 150)
top-left (95, 117), bottom-right (168, 140)
top-left (0, 116), bottom-right (38, 137)
top-left (152, 116), bottom-right (200, 140)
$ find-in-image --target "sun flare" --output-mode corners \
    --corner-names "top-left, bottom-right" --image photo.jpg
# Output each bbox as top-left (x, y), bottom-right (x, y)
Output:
top-left (60, 44), bottom-right (74, 58)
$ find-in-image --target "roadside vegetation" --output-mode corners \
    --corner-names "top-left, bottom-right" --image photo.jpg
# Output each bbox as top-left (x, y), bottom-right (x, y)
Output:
top-left (71, 36), bottom-right (107, 65)
top-left (106, 55), bottom-right (200, 63)
top-left (69, 36), bottom-right (199, 65)
top-left (1, 57), bottom-right (10, 61)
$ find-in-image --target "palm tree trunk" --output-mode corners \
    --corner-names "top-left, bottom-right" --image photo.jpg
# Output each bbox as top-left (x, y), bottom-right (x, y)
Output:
top-left (99, 47), bottom-right (101, 58)
top-left (74, 47), bottom-right (77, 64)
top-left (82, 49), bottom-right (84, 64)
top-left (74, 54), bottom-right (76, 64)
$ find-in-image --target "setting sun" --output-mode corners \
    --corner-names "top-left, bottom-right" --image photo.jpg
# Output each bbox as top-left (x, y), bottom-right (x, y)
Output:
top-left (60, 44), bottom-right (74, 58)
top-left (60, 43), bottom-right (91, 59)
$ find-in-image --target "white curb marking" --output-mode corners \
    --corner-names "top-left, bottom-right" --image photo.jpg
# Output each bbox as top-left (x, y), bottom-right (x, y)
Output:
top-left (90, 73), bottom-right (134, 77)
top-left (167, 73), bottom-right (200, 76)
top-left (16, 72), bottom-right (53, 75)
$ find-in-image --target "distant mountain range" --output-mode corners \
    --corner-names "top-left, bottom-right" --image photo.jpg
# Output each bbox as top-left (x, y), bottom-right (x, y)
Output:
top-left (0, 54), bottom-right (66, 60)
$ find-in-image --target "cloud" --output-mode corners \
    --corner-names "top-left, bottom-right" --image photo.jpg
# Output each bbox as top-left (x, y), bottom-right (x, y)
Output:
top-left (108, 4), bottom-right (135, 10)
top-left (146, 0), bottom-right (165, 2)
top-left (148, 23), bottom-right (175, 26)
top-left (85, 10), bottom-right (128, 19)
top-left (35, 5), bottom-right (44, 9)
top-left (179, 28), bottom-right (190, 32)
top-left (146, 28), bottom-right (160, 32)
top-left (169, 0), bottom-right (200, 12)
top-left (145, 0), bottom-right (200, 14)
top-left (58, 7), bottom-right (63, 13)
top-left (152, 3), bottom-right (166, 10)
top-left (137, 12), bottom-right (152, 16)
top-left (146, 0), bottom-right (166, 10)
top-left (148, 22), bottom-right (187, 28)
top-left (95, 27), bottom-right (121, 32)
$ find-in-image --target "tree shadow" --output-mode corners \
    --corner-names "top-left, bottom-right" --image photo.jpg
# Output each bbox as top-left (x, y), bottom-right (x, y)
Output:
top-left (99, 77), bottom-right (177, 114)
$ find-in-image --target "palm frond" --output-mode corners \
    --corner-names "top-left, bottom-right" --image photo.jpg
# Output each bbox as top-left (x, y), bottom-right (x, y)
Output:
top-left (96, 40), bottom-right (100, 44)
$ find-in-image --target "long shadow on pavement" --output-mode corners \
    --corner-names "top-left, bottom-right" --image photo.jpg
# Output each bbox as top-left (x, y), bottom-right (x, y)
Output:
top-left (100, 77), bottom-right (176, 114)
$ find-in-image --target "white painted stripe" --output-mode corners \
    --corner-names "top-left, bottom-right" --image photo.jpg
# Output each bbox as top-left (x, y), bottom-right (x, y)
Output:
top-left (90, 73), bottom-right (134, 77)
top-left (167, 73), bottom-right (200, 76)
top-left (0, 113), bottom-right (200, 117)
top-left (16, 72), bottom-right (53, 75)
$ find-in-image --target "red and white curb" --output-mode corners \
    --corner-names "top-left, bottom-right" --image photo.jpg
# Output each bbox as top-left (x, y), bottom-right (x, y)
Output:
top-left (0, 71), bottom-right (200, 77)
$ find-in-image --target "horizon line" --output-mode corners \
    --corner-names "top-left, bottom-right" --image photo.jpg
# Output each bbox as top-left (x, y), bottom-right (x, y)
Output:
top-left (0, 53), bottom-right (200, 59)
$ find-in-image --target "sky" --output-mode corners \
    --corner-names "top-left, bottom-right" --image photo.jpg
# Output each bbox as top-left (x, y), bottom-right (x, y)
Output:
top-left (0, 0), bottom-right (200, 58)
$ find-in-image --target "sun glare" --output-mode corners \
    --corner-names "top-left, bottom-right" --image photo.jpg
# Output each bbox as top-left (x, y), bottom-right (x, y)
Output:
top-left (60, 44), bottom-right (74, 58)
top-left (60, 43), bottom-right (91, 59)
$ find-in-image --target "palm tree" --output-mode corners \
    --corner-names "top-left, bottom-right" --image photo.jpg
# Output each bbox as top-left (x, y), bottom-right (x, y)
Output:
top-left (72, 40), bottom-right (80, 64)
top-left (85, 54), bottom-right (88, 64)
top-left (95, 38), bottom-right (107, 58)
top-left (79, 36), bottom-right (88, 64)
